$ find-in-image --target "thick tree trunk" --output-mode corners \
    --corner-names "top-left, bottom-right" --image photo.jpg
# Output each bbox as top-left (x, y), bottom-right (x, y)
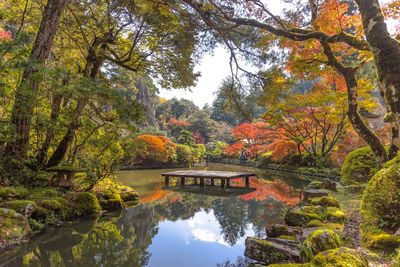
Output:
top-left (356, 0), bottom-right (400, 152)
top-left (6, 0), bottom-right (68, 158)
top-left (46, 98), bottom-right (86, 167)
top-left (344, 68), bottom-right (388, 162)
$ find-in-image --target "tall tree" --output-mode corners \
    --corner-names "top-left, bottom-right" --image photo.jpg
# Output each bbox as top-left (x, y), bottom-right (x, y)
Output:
top-left (6, 0), bottom-right (68, 158)
top-left (181, 0), bottom-right (399, 162)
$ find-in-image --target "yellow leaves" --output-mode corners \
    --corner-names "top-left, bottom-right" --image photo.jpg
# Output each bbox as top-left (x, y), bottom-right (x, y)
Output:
top-left (357, 78), bottom-right (378, 110)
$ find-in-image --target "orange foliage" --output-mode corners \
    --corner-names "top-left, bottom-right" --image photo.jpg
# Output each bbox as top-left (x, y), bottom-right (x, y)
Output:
top-left (236, 178), bottom-right (300, 205)
top-left (136, 135), bottom-right (176, 164)
top-left (168, 118), bottom-right (190, 127)
top-left (0, 29), bottom-right (11, 41)
top-left (225, 122), bottom-right (274, 158)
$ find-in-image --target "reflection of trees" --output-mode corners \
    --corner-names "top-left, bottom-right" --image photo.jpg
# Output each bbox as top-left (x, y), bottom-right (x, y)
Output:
top-left (212, 198), bottom-right (248, 246)
top-left (3, 178), bottom-right (302, 266)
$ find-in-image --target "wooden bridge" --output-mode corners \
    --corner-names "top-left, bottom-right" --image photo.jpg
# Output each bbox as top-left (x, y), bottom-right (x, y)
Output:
top-left (161, 170), bottom-right (256, 188)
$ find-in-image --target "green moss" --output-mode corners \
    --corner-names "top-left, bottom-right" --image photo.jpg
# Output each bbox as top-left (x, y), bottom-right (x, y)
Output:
top-left (309, 196), bottom-right (340, 208)
top-left (360, 160), bottom-right (400, 251)
top-left (311, 247), bottom-right (368, 267)
top-left (0, 186), bottom-right (29, 200)
top-left (362, 161), bottom-right (400, 232)
top-left (361, 225), bottom-right (400, 250)
top-left (306, 219), bottom-right (325, 228)
top-left (0, 200), bottom-right (36, 213)
top-left (120, 191), bottom-right (138, 202)
top-left (284, 207), bottom-right (322, 227)
top-left (300, 228), bottom-right (341, 262)
top-left (28, 187), bottom-right (60, 201)
top-left (276, 235), bottom-right (297, 241)
top-left (341, 146), bottom-right (379, 185)
top-left (325, 223), bottom-right (344, 233)
top-left (325, 207), bottom-right (346, 223)
top-left (40, 199), bottom-right (62, 211)
top-left (74, 192), bottom-right (101, 216)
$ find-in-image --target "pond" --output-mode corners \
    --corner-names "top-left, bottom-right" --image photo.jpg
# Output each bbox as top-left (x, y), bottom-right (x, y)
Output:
top-left (0, 163), bottom-right (308, 267)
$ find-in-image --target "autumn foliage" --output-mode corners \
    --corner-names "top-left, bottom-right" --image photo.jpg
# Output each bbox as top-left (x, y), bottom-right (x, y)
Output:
top-left (136, 135), bottom-right (176, 164)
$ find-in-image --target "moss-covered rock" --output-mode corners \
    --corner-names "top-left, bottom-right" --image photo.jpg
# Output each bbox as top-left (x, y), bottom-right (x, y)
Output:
top-left (306, 219), bottom-right (324, 228)
top-left (245, 237), bottom-right (300, 264)
top-left (0, 208), bottom-right (31, 249)
top-left (300, 228), bottom-right (341, 262)
top-left (0, 200), bottom-right (36, 217)
top-left (325, 207), bottom-right (346, 223)
top-left (285, 207), bottom-right (323, 227)
top-left (73, 192), bottom-right (101, 216)
top-left (266, 224), bottom-right (301, 238)
top-left (31, 206), bottom-right (52, 221)
top-left (0, 186), bottom-right (29, 200)
top-left (96, 188), bottom-right (124, 211)
top-left (120, 190), bottom-right (139, 202)
top-left (310, 247), bottom-right (368, 267)
top-left (28, 187), bottom-right (61, 201)
top-left (308, 196), bottom-right (340, 208)
top-left (341, 146), bottom-right (379, 185)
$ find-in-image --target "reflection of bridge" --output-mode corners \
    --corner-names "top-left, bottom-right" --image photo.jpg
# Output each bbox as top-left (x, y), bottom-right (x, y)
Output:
top-left (161, 170), bottom-right (256, 188)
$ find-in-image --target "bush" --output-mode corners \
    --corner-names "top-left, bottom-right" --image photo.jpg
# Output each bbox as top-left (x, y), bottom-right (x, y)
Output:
top-left (74, 192), bottom-right (101, 216)
top-left (361, 159), bottom-right (400, 250)
top-left (0, 186), bottom-right (29, 200)
top-left (176, 144), bottom-right (191, 164)
top-left (341, 146), bottom-right (379, 185)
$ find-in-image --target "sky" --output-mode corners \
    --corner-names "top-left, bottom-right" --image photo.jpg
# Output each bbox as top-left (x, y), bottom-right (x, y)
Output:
top-left (158, 46), bottom-right (232, 108)
top-left (158, 0), bottom-right (398, 108)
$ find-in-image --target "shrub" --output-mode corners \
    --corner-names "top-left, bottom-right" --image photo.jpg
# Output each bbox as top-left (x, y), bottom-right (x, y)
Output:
top-left (0, 186), bottom-right (29, 200)
top-left (361, 159), bottom-right (400, 250)
top-left (74, 192), bottom-right (101, 216)
top-left (176, 144), bottom-right (191, 164)
top-left (341, 146), bottom-right (379, 185)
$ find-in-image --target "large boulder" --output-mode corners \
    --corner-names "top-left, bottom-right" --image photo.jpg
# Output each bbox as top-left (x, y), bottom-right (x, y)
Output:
top-left (0, 208), bottom-right (31, 249)
top-left (341, 146), bottom-right (379, 185)
top-left (300, 228), bottom-right (341, 262)
top-left (245, 237), bottom-right (300, 264)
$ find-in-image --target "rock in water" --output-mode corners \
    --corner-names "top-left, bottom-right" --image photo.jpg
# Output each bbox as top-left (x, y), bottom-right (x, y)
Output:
top-left (0, 208), bottom-right (31, 249)
top-left (245, 237), bottom-right (300, 264)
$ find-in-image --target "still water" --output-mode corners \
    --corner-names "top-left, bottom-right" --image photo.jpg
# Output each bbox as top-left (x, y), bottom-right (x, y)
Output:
top-left (0, 163), bottom-right (307, 267)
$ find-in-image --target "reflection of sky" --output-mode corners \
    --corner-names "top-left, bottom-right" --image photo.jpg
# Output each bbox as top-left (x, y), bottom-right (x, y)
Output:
top-left (146, 209), bottom-right (255, 267)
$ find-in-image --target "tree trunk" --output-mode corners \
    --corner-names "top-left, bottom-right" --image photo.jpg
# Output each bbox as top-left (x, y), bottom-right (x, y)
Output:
top-left (35, 93), bottom-right (63, 167)
top-left (46, 98), bottom-right (86, 167)
top-left (356, 0), bottom-right (400, 152)
top-left (6, 0), bottom-right (68, 158)
top-left (344, 68), bottom-right (388, 162)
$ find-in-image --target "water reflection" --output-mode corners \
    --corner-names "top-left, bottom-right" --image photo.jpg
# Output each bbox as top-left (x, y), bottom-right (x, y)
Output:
top-left (0, 164), bottom-right (307, 267)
